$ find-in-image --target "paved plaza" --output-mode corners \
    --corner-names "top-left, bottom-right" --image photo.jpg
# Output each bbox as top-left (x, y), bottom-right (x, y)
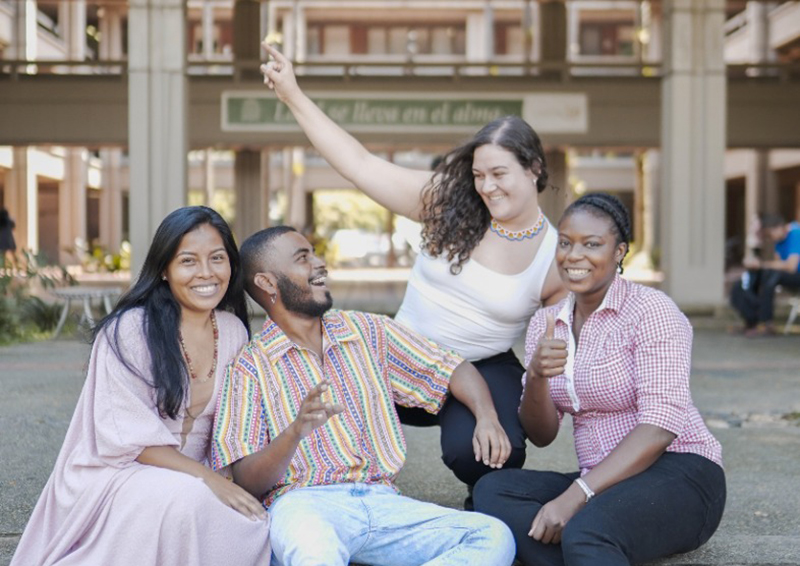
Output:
top-left (1, 317), bottom-right (799, 565)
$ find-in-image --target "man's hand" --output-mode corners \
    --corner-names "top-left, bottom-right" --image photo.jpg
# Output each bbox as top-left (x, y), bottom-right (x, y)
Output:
top-left (472, 416), bottom-right (511, 469)
top-left (261, 43), bottom-right (301, 104)
top-left (528, 312), bottom-right (567, 380)
top-left (289, 381), bottom-right (344, 440)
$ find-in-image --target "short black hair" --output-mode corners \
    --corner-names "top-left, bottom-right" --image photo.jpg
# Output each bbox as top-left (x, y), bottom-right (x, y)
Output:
top-left (239, 225), bottom-right (298, 296)
top-left (561, 192), bottom-right (632, 273)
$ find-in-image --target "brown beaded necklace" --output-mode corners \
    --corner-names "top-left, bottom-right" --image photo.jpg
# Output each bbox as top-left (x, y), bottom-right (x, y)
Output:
top-left (178, 310), bottom-right (219, 384)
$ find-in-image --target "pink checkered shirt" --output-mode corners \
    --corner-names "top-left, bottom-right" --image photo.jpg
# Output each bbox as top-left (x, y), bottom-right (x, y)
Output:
top-left (523, 276), bottom-right (723, 473)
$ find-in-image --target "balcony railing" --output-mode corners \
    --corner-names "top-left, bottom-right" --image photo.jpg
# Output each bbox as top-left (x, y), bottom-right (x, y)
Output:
top-left (2, 58), bottom-right (799, 82)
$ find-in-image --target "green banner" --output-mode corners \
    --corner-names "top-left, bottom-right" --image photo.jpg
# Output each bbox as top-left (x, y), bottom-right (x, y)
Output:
top-left (224, 94), bottom-right (522, 130)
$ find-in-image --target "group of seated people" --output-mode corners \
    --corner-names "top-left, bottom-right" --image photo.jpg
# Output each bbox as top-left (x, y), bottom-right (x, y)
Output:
top-left (12, 44), bottom-right (726, 566)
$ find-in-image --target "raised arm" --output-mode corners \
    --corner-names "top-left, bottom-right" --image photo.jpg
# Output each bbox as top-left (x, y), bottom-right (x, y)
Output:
top-left (521, 311), bottom-right (563, 447)
top-left (262, 43), bottom-right (432, 220)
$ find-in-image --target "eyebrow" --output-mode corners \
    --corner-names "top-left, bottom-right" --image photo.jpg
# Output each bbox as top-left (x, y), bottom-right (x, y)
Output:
top-left (292, 246), bottom-right (313, 258)
top-left (175, 247), bottom-right (227, 256)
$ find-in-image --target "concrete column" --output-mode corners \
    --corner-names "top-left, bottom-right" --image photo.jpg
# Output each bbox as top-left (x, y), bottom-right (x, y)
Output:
top-left (6, 147), bottom-right (37, 251)
top-left (660, 0), bottom-right (726, 307)
top-left (62, 0), bottom-right (87, 60)
top-left (286, 148), bottom-right (307, 229)
top-left (99, 149), bottom-right (123, 252)
top-left (128, 0), bottom-right (187, 274)
top-left (642, 150), bottom-right (660, 259)
top-left (540, 0), bottom-right (567, 78)
top-left (294, 2), bottom-right (307, 62)
top-left (59, 149), bottom-right (88, 264)
top-left (98, 5), bottom-right (124, 61)
top-left (233, 0), bottom-right (261, 79)
top-left (746, 1), bottom-right (776, 75)
top-left (233, 150), bottom-right (267, 240)
top-left (202, 1), bottom-right (215, 57)
top-left (9, 0), bottom-right (37, 69)
top-left (747, 149), bottom-right (779, 217)
top-left (282, 10), bottom-right (295, 60)
top-left (539, 149), bottom-right (569, 223)
top-left (203, 149), bottom-right (215, 207)
top-left (466, 13), bottom-right (486, 63)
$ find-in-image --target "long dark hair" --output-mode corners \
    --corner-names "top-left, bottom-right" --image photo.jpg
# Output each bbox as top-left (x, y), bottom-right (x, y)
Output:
top-left (94, 206), bottom-right (249, 419)
top-left (420, 115), bottom-right (549, 274)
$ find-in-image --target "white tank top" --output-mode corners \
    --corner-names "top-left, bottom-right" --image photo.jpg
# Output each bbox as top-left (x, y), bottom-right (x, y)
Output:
top-left (395, 221), bottom-right (557, 361)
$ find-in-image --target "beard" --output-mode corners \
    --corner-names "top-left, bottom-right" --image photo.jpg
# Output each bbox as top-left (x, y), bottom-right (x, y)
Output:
top-left (276, 273), bottom-right (333, 318)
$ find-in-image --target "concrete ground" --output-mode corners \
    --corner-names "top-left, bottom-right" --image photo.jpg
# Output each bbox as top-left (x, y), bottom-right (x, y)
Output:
top-left (2, 318), bottom-right (799, 565)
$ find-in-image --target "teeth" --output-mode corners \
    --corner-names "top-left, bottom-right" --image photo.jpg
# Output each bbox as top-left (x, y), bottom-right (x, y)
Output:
top-left (193, 285), bottom-right (217, 293)
top-left (310, 275), bottom-right (327, 285)
top-left (566, 269), bottom-right (589, 276)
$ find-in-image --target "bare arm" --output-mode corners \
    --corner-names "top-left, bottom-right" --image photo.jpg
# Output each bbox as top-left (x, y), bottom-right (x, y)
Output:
top-left (541, 259), bottom-right (568, 306)
top-left (448, 361), bottom-right (512, 468)
top-left (137, 446), bottom-right (266, 520)
top-left (231, 381), bottom-right (343, 498)
top-left (262, 44), bottom-right (432, 220)
top-left (529, 424), bottom-right (675, 544)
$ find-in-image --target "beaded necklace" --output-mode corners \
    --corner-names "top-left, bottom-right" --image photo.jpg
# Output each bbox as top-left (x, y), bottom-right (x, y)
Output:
top-left (489, 209), bottom-right (545, 241)
top-left (178, 310), bottom-right (219, 384)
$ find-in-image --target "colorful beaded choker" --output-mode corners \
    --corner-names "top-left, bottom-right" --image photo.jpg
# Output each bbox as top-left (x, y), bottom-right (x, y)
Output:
top-left (178, 310), bottom-right (219, 384)
top-left (490, 210), bottom-right (545, 241)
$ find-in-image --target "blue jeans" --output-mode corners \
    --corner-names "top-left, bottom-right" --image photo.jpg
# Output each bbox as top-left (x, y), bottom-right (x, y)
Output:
top-left (268, 482), bottom-right (515, 566)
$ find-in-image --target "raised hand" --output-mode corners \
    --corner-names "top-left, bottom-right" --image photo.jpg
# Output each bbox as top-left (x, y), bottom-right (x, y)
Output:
top-left (290, 381), bottom-right (344, 440)
top-left (528, 312), bottom-right (568, 380)
top-left (260, 42), bottom-right (301, 103)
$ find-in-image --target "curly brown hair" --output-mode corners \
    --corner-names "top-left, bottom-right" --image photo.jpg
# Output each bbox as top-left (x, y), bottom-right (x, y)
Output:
top-left (419, 115), bottom-right (549, 274)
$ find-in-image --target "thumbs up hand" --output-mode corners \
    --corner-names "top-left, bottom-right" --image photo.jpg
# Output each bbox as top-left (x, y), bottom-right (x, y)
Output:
top-left (528, 312), bottom-right (568, 380)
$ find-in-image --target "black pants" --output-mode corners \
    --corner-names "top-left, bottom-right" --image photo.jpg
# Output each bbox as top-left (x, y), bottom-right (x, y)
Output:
top-left (757, 268), bottom-right (800, 323)
top-left (473, 452), bottom-right (726, 566)
top-left (395, 349), bottom-right (527, 487)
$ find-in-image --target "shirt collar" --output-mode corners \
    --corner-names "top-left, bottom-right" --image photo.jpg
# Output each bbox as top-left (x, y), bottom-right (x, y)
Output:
top-left (555, 275), bottom-right (626, 326)
top-left (256, 309), bottom-right (358, 361)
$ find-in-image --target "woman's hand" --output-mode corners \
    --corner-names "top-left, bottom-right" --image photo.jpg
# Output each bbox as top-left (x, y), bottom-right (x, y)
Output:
top-left (203, 471), bottom-right (268, 521)
top-left (472, 416), bottom-right (512, 469)
top-left (528, 312), bottom-right (568, 380)
top-left (528, 485), bottom-right (585, 544)
top-left (261, 43), bottom-right (301, 104)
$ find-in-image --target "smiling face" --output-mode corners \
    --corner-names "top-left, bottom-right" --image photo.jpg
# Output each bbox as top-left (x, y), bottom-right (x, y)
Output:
top-left (556, 209), bottom-right (627, 305)
top-left (472, 143), bottom-right (539, 227)
top-left (163, 223), bottom-right (231, 318)
top-left (270, 231), bottom-right (332, 317)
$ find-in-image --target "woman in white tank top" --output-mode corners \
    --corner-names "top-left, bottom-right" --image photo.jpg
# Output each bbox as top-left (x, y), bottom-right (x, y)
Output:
top-left (261, 44), bottom-right (567, 503)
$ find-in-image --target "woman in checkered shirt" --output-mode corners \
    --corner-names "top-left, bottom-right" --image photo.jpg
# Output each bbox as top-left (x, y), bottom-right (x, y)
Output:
top-left (474, 193), bottom-right (726, 566)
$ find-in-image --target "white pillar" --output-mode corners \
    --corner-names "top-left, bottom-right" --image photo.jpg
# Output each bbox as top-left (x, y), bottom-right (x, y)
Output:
top-left (99, 6), bottom-right (124, 60)
top-left (660, 0), bottom-right (726, 307)
top-left (99, 149), bottom-right (123, 252)
top-left (9, 0), bottom-right (37, 71)
top-left (128, 0), bottom-right (188, 274)
top-left (59, 148), bottom-right (88, 264)
top-left (202, 1), bottom-right (215, 57)
top-left (62, 0), bottom-right (87, 60)
top-left (642, 150), bottom-right (660, 258)
top-left (286, 147), bottom-right (307, 229)
top-left (6, 147), bottom-right (37, 252)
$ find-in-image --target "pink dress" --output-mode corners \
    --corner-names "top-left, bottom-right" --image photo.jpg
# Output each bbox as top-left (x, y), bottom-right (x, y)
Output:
top-left (11, 309), bottom-right (271, 566)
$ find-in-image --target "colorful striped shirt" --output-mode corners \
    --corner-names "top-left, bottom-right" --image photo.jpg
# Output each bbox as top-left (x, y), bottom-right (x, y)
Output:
top-left (211, 309), bottom-right (462, 506)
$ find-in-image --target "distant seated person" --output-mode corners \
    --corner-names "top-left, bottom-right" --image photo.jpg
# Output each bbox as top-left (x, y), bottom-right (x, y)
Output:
top-left (739, 214), bottom-right (800, 337)
top-left (211, 226), bottom-right (515, 566)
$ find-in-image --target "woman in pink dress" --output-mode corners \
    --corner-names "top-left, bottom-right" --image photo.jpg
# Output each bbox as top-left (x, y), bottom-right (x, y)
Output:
top-left (12, 206), bottom-right (271, 566)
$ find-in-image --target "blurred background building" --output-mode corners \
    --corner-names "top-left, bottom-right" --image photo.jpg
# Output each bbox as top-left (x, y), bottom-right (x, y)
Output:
top-left (1, 0), bottom-right (799, 307)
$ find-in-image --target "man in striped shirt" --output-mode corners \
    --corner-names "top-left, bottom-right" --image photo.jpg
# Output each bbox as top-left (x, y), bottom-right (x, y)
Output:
top-left (211, 226), bottom-right (515, 566)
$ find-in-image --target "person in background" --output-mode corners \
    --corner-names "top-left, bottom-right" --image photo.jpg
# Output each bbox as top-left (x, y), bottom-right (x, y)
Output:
top-left (0, 208), bottom-right (17, 269)
top-left (740, 214), bottom-right (800, 337)
top-left (260, 44), bottom-right (566, 503)
top-left (11, 206), bottom-right (271, 566)
top-left (474, 193), bottom-right (726, 566)
top-left (212, 226), bottom-right (515, 566)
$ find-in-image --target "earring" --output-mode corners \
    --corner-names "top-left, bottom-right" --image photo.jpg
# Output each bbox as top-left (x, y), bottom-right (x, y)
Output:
top-left (270, 294), bottom-right (276, 305)
top-left (161, 275), bottom-right (167, 281)
top-left (617, 260), bottom-right (624, 275)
